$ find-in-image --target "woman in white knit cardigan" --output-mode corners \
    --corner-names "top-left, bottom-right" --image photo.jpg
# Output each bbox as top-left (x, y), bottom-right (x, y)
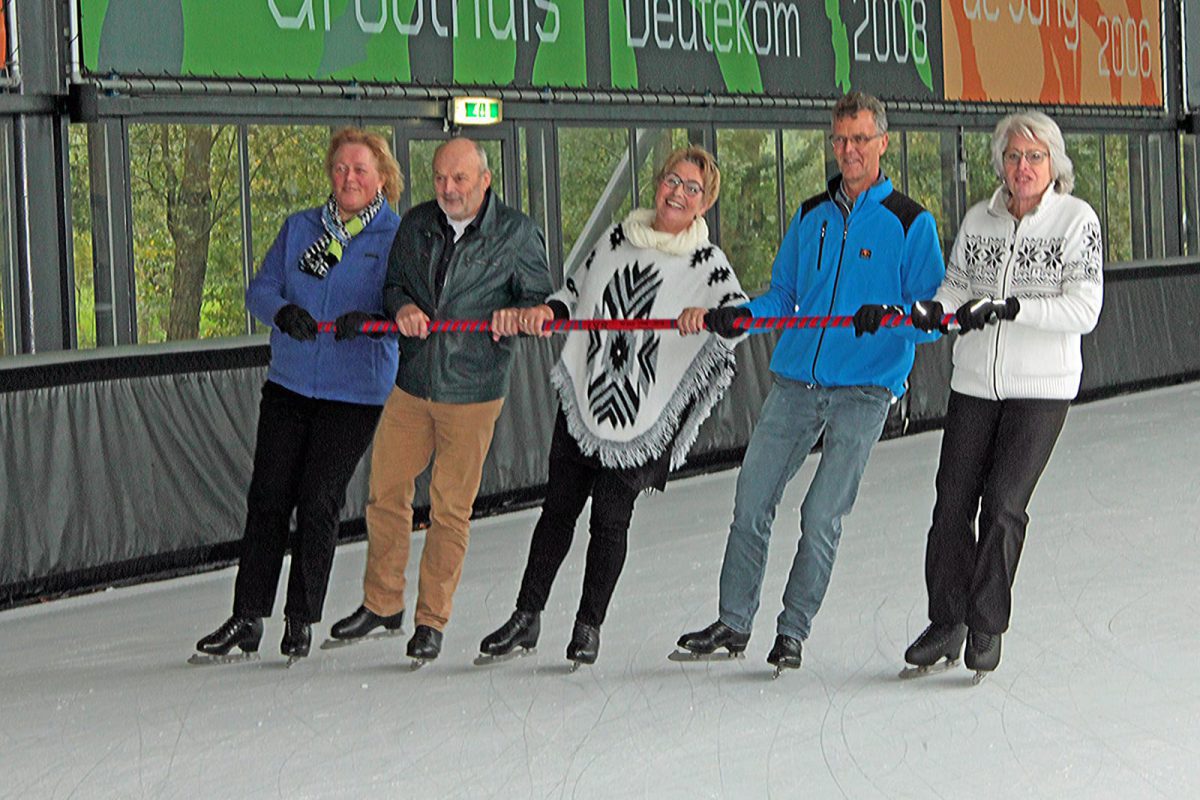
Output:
top-left (902, 112), bottom-right (1104, 681)
top-left (478, 146), bottom-right (747, 668)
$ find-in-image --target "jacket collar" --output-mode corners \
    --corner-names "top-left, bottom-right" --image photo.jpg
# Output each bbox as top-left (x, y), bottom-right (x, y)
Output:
top-left (827, 173), bottom-right (893, 210)
top-left (436, 189), bottom-right (495, 239)
top-left (987, 184), bottom-right (1063, 222)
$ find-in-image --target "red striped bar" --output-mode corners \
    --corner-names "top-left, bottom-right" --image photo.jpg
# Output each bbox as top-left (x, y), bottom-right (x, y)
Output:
top-left (315, 313), bottom-right (959, 334)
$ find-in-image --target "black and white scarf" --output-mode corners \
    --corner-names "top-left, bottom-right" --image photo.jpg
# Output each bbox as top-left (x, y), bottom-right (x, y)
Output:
top-left (298, 192), bottom-right (385, 278)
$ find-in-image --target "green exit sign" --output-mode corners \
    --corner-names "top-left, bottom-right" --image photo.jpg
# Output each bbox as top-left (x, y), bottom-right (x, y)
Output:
top-left (451, 96), bottom-right (503, 126)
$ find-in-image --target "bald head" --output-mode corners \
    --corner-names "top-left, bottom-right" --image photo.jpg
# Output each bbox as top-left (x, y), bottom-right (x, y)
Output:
top-left (433, 138), bottom-right (492, 221)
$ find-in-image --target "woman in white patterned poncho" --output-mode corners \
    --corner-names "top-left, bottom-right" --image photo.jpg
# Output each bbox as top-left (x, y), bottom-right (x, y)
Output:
top-left (479, 146), bottom-right (748, 668)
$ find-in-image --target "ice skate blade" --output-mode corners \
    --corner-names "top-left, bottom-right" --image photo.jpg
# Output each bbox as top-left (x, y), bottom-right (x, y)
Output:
top-left (668, 649), bottom-right (745, 662)
top-left (971, 670), bottom-right (990, 686)
top-left (898, 658), bottom-right (960, 680)
top-left (187, 651), bottom-right (260, 666)
top-left (319, 628), bottom-right (405, 650)
top-left (567, 660), bottom-right (593, 673)
top-left (770, 664), bottom-right (799, 679)
top-left (284, 655), bottom-right (306, 668)
top-left (473, 647), bottom-right (536, 666)
top-left (409, 657), bottom-right (432, 671)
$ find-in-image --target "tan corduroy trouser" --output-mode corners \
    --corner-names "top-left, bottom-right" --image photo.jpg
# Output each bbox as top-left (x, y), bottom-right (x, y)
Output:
top-left (361, 387), bottom-right (504, 630)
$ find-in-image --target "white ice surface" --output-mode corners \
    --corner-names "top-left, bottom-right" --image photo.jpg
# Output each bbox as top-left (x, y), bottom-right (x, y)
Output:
top-left (2, 383), bottom-right (1198, 800)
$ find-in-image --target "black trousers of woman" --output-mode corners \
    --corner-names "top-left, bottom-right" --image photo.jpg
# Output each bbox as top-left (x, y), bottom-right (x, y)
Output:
top-left (514, 412), bottom-right (648, 628)
top-left (925, 390), bottom-right (1070, 634)
top-left (232, 381), bottom-right (382, 623)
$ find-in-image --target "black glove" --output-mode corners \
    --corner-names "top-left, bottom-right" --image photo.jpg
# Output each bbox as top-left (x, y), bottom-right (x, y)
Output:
top-left (335, 310), bottom-right (388, 341)
top-left (955, 297), bottom-right (1022, 333)
top-left (955, 298), bottom-right (994, 333)
top-left (853, 304), bottom-right (904, 337)
top-left (995, 296), bottom-right (1021, 321)
top-left (910, 300), bottom-right (946, 333)
top-left (273, 304), bottom-right (317, 341)
top-left (704, 306), bottom-right (751, 338)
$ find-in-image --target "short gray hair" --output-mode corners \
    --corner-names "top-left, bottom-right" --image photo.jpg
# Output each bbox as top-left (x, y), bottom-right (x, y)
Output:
top-left (991, 111), bottom-right (1074, 194)
top-left (832, 91), bottom-right (888, 135)
top-left (434, 137), bottom-right (490, 175)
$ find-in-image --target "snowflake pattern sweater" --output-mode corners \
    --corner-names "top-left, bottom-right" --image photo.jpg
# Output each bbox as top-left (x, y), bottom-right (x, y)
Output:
top-left (937, 186), bottom-right (1104, 400)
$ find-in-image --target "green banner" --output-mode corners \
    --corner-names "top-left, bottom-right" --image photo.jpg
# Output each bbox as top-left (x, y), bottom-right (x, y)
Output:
top-left (80, 0), bottom-right (943, 101)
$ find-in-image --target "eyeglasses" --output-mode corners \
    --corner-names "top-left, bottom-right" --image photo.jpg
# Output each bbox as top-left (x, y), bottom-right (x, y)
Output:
top-left (829, 133), bottom-right (883, 149)
top-left (1004, 149), bottom-right (1049, 166)
top-left (661, 173), bottom-right (705, 197)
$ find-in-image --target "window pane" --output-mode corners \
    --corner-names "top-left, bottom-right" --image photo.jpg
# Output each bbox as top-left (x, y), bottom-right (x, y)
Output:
top-left (247, 125), bottom-right (331, 285)
top-left (557, 127), bottom-right (632, 266)
top-left (635, 128), bottom-right (689, 208)
top-left (964, 131), bottom-right (996, 208)
top-left (479, 141), bottom-right (503, 202)
top-left (0, 125), bottom-right (10, 356)
top-left (907, 130), bottom-right (955, 255)
top-left (717, 129), bottom-right (779, 292)
top-left (1106, 134), bottom-right (1133, 262)
top-left (70, 125), bottom-right (96, 349)
top-left (1066, 134), bottom-right (1103, 242)
top-left (128, 123), bottom-right (245, 343)
top-left (407, 138), bottom-right (504, 209)
top-left (519, 127), bottom-right (530, 218)
top-left (879, 131), bottom-right (903, 190)
top-left (407, 140), bottom-right (438, 208)
top-left (519, 125), bottom-right (554, 273)
top-left (781, 129), bottom-right (827, 215)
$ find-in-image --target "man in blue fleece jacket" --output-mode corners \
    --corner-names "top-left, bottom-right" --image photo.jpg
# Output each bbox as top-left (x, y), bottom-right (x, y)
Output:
top-left (677, 92), bottom-right (945, 673)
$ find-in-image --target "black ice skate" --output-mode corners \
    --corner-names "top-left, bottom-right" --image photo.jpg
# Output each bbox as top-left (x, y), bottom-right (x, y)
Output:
top-left (766, 634), bottom-right (803, 678)
top-left (475, 610), bottom-right (540, 666)
top-left (566, 621), bottom-right (600, 672)
top-left (406, 624), bottom-right (443, 670)
top-left (964, 630), bottom-right (1001, 685)
top-left (899, 622), bottom-right (968, 680)
top-left (322, 605), bottom-right (405, 649)
top-left (281, 618), bottom-right (311, 667)
top-left (189, 616), bottom-right (263, 666)
top-left (670, 620), bottom-right (749, 662)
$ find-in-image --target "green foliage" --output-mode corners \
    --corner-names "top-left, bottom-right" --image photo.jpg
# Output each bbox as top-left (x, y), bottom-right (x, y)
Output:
top-left (906, 130), bottom-right (956, 254)
top-left (964, 131), bottom-right (997, 208)
top-left (1105, 135), bottom-right (1133, 263)
top-left (1066, 134), bottom-right (1104, 243)
top-left (717, 129), bottom-right (781, 293)
top-left (247, 125), bottom-right (332, 291)
top-left (0, 129), bottom-right (12, 355)
top-left (69, 125), bottom-right (97, 349)
top-left (557, 127), bottom-right (631, 260)
top-left (783, 129), bottom-right (828, 216)
top-left (128, 123), bottom-right (242, 343)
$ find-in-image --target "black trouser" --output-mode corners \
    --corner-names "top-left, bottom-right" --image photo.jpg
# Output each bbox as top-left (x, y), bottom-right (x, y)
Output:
top-left (514, 420), bottom-right (641, 628)
top-left (925, 390), bottom-right (1069, 634)
top-left (233, 382), bottom-right (382, 623)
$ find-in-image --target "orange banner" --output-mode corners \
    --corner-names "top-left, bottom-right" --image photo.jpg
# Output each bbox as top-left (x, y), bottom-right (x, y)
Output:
top-left (943, 0), bottom-right (1163, 106)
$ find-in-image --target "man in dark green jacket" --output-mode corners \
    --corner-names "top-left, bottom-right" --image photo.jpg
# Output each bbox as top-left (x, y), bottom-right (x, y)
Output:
top-left (330, 137), bottom-right (554, 664)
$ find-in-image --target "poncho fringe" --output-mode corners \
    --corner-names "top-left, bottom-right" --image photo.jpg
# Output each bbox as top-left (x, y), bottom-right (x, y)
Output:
top-left (551, 335), bottom-right (737, 472)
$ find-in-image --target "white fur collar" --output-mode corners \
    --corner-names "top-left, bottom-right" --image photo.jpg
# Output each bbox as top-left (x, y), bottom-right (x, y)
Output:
top-left (622, 208), bottom-right (710, 255)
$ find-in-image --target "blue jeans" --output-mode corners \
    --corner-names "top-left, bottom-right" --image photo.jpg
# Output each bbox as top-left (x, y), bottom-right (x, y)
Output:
top-left (718, 376), bottom-right (891, 642)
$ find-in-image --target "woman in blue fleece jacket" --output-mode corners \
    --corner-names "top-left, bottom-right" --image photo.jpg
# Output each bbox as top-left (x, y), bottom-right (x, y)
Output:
top-left (192, 128), bottom-right (402, 665)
